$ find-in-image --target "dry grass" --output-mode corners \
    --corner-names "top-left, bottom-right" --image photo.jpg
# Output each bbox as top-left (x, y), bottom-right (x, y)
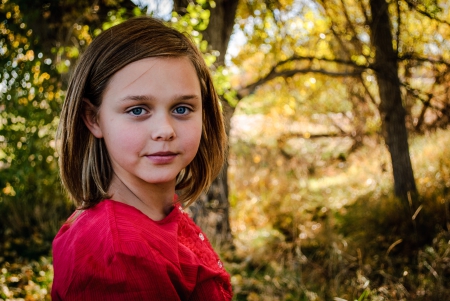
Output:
top-left (228, 115), bottom-right (450, 301)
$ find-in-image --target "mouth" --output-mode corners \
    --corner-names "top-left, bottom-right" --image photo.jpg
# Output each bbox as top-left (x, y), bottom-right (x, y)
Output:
top-left (149, 151), bottom-right (177, 156)
top-left (146, 151), bottom-right (178, 164)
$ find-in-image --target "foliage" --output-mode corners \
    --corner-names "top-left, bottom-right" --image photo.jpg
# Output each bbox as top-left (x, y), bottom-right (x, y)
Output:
top-left (170, 0), bottom-right (238, 107)
top-left (0, 0), bottom-right (146, 258)
top-left (0, 0), bottom-right (71, 259)
top-left (0, 257), bottom-right (52, 301)
top-left (227, 113), bottom-right (450, 300)
top-left (232, 0), bottom-right (450, 132)
top-left (229, 0), bottom-right (450, 210)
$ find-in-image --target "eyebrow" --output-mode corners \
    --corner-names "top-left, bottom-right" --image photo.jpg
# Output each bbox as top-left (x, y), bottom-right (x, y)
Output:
top-left (119, 94), bottom-right (201, 102)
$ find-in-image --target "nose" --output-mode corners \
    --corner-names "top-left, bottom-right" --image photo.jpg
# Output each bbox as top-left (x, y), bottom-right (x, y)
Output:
top-left (151, 115), bottom-right (176, 141)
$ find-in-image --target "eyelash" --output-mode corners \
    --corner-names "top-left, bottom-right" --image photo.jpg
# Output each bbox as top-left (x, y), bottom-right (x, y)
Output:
top-left (129, 107), bottom-right (146, 116)
top-left (126, 105), bottom-right (192, 117)
top-left (173, 106), bottom-right (191, 115)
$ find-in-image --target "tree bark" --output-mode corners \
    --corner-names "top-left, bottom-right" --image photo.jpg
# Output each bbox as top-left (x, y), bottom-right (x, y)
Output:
top-left (186, 100), bottom-right (235, 250)
top-left (173, 0), bottom-right (238, 65)
top-left (202, 0), bottom-right (239, 66)
top-left (369, 0), bottom-right (418, 208)
top-left (173, 0), bottom-right (239, 249)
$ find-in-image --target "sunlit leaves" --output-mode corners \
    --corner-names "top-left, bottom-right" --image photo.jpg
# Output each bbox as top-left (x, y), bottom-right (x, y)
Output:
top-left (238, 73), bottom-right (352, 118)
top-left (231, 0), bottom-right (353, 118)
top-left (213, 65), bottom-right (238, 106)
top-left (0, 0), bottom-right (145, 257)
top-left (169, 1), bottom-right (216, 65)
top-left (169, 1), bottom-right (239, 106)
top-left (0, 257), bottom-right (53, 299)
top-left (103, 8), bottom-right (132, 30)
top-left (170, 1), bottom-right (211, 46)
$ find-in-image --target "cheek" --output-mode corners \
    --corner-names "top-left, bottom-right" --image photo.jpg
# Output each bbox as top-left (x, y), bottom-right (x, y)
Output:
top-left (102, 125), bottom-right (144, 154)
top-left (184, 123), bottom-right (203, 154)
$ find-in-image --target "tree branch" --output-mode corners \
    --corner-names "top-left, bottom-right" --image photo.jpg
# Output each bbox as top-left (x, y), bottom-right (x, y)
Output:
top-left (236, 56), bottom-right (367, 99)
top-left (395, 0), bottom-right (401, 56)
top-left (326, 114), bottom-right (350, 135)
top-left (274, 55), bottom-right (367, 69)
top-left (339, 0), bottom-right (359, 42)
top-left (398, 54), bottom-right (450, 67)
top-left (237, 67), bottom-right (363, 99)
top-left (359, 0), bottom-right (370, 24)
top-left (403, 0), bottom-right (450, 26)
top-left (400, 82), bottom-right (443, 113)
top-left (358, 73), bottom-right (379, 107)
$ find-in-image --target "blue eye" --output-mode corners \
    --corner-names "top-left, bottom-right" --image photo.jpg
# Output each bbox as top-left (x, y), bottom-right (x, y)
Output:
top-left (174, 106), bottom-right (189, 115)
top-left (130, 107), bottom-right (144, 116)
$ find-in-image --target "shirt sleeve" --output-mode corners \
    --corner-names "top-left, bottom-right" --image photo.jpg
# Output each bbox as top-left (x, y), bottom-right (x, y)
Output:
top-left (53, 243), bottom-right (184, 301)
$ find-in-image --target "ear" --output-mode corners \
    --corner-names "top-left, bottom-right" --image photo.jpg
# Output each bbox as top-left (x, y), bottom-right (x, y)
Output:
top-left (81, 99), bottom-right (103, 138)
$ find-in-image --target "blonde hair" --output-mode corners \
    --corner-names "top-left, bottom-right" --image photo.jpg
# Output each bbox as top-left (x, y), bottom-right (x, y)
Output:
top-left (57, 16), bottom-right (227, 209)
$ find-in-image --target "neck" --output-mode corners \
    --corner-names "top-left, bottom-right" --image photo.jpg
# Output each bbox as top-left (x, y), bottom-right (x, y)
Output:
top-left (108, 174), bottom-right (176, 221)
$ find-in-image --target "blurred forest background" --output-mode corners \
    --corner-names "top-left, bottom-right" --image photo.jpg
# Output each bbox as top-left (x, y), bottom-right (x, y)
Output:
top-left (1, 0), bottom-right (450, 300)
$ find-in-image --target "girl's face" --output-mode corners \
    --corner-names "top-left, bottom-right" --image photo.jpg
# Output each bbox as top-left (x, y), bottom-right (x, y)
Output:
top-left (84, 57), bottom-right (203, 189)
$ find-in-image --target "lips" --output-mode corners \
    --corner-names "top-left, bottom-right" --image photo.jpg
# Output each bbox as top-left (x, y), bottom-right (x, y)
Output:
top-left (146, 151), bottom-right (178, 164)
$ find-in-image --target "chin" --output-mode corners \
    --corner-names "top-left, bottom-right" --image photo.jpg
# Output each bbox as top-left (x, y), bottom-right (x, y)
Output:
top-left (144, 177), bottom-right (177, 185)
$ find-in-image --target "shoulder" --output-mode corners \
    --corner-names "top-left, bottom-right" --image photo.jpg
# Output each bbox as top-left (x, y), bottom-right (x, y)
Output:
top-left (52, 201), bottom-right (120, 279)
top-left (53, 201), bottom-right (114, 256)
top-left (53, 200), bottom-right (178, 258)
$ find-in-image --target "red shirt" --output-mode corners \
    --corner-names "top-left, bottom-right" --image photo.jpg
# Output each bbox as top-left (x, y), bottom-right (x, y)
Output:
top-left (52, 200), bottom-right (232, 300)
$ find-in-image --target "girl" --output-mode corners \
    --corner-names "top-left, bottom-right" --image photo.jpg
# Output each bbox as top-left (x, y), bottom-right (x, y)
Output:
top-left (52, 16), bottom-right (232, 300)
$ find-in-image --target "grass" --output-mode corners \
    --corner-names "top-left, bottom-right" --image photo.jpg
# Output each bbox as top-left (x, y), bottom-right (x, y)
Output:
top-left (227, 120), bottom-right (450, 300)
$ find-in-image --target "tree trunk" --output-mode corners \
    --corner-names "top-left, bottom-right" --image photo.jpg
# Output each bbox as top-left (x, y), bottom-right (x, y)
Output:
top-left (369, 0), bottom-right (418, 209)
top-left (187, 100), bottom-right (235, 250)
top-left (173, 0), bottom-right (238, 65)
top-left (173, 0), bottom-right (239, 250)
